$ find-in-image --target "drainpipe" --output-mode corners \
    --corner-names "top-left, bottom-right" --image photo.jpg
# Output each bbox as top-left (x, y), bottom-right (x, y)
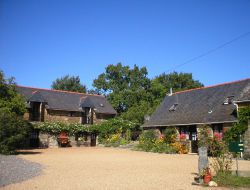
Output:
top-left (233, 102), bottom-right (243, 158)
top-left (233, 102), bottom-right (239, 117)
top-left (169, 88), bottom-right (173, 96)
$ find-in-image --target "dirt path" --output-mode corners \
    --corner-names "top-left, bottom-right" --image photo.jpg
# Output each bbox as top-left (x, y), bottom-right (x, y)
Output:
top-left (1, 147), bottom-right (250, 190)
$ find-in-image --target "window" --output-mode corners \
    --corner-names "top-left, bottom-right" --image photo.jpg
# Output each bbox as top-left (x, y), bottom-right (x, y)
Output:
top-left (223, 96), bottom-right (234, 105)
top-left (169, 103), bottom-right (178, 111)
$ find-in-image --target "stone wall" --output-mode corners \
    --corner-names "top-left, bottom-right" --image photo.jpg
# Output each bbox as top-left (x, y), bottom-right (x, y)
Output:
top-left (38, 132), bottom-right (94, 148)
top-left (24, 108), bottom-right (112, 124)
top-left (44, 109), bottom-right (81, 123)
top-left (243, 120), bottom-right (250, 159)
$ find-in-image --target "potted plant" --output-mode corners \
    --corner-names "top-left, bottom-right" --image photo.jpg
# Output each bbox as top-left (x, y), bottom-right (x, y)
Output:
top-left (202, 167), bottom-right (212, 184)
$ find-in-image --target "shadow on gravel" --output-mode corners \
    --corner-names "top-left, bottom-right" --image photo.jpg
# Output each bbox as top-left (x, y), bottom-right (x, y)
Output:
top-left (191, 172), bottom-right (199, 176)
top-left (17, 151), bottom-right (42, 155)
top-left (0, 155), bottom-right (43, 187)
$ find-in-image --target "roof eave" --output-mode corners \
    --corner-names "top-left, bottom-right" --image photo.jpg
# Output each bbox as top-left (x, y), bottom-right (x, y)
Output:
top-left (234, 100), bottom-right (250, 103)
top-left (142, 120), bottom-right (237, 128)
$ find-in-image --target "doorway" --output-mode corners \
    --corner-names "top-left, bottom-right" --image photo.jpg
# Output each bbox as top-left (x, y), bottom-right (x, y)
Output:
top-left (188, 125), bottom-right (198, 153)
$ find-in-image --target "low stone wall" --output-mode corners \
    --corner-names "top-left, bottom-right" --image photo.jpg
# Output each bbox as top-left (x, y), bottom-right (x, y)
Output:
top-left (38, 133), bottom-right (92, 148)
top-left (243, 120), bottom-right (250, 159)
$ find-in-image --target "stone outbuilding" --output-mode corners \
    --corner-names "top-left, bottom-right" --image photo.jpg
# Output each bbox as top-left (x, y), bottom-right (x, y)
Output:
top-left (142, 78), bottom-right (250, 156)
top-left (16, 86), bottom-right (117, 147)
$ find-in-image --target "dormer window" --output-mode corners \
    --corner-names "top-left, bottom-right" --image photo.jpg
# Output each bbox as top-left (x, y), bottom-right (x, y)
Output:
top-left (223, 96), bottom-right (234, 105)
top-left (100, 103), bottom-right (104, 107)
top-left (169, 103), bottom-right (178, 111)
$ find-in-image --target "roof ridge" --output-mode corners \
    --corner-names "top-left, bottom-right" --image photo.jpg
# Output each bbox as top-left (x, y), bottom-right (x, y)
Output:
top-left (173, 78), bottom-right (250, 95)
top-left (16, 85), bottom-right (104, 97)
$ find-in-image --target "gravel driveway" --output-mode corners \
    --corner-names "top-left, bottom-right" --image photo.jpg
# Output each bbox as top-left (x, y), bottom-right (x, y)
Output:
top-left (0, 154), bottom-right (42, 187)
top-left (1, 147), bottom-right (249, 190)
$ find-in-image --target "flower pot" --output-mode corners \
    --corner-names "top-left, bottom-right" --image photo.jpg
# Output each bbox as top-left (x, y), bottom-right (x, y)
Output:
top-left (204, 174), bottom-right (212, 184)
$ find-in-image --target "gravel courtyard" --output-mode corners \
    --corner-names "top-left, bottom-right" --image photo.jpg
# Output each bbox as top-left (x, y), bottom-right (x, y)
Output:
top-left (1, 147), bottom-right (250, 190)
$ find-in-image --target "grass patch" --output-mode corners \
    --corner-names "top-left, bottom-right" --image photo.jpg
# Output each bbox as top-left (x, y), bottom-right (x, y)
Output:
top-left (213, 172), bottom-right (250, 187)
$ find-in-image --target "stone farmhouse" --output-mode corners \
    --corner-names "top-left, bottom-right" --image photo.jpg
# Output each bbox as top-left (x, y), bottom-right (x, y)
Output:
top-left (16, 86), bottom-right (117, 147)
top-left (142, 78), bottom-right (250, 157)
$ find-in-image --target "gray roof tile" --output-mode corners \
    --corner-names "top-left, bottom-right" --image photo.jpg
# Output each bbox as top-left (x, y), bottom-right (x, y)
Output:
top-left (16, 86), bottom-right (117, 115)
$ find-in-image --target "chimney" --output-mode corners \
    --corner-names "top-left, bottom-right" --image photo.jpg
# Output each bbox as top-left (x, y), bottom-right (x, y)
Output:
top-left (169, 88), bottom-right (173, 96)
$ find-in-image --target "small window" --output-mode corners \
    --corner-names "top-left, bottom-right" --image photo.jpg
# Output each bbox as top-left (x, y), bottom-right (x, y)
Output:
top-left (100, 103), bottom-right (104, 107)
top-left (223, 96), bottom-right (234, 105)
top-left (169, 103), bottom-right (178, 111)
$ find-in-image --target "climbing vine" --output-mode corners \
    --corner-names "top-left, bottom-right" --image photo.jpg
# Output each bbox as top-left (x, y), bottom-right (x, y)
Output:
top-left (224, 106), bottom-right (250, 141)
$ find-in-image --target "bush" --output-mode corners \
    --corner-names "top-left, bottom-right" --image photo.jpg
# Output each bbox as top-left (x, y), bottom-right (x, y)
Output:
top-left (136, 130), bottom-right (157, 152)
top-left (162, 127), bottom-right (177, 144)
top-left (171, 142), bottom-right (188, 154)
top-left (95, 118), bottom-right (137, 140)
top-left (0, 111), bottom-right (31, 154)
top-left (35, 121), bottom-right (91, 135)
top-left (152, 138), bottom-right (176, 153)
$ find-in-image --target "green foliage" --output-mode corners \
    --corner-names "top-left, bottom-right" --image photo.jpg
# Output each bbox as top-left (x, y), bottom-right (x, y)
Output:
top-left (0, 71), bottom-right (26, 115)
top-left (35, 122), bottom-right (92, 135)
top-left (152, 72), bottom-right (203, 93)
top-left (35, 118), bottom-right (137, 145)
top-left (94, 118), bottom-right (137, 140)
top-left (51, 75), bottom-right (86, 93)
top-left (197, 126), bottom-right (233, 175)
top-left (214, 171), bottom-right (250, 187)
top-left (209, 140), bottom-right (233, 175)
top-left (0, 71), bottom-right (29, 154)
top-left (197, 126), bottom-right (212, 148)
top-left (0, 111), bottom-right (31, 154)
top-left (135, 130), bottom-right (178, 153)
top-left (162, 127), bottom-right (177, 144)
top-left (93, 63), bottom-right (151, 114)
top-left (224, 106), bottom-right (250, 141)
top-left (151, 139), bottom-right (176, 154)
top-left (136, 130), bottom-right (158, 152)
top-left (100, 133), bottom-right (122, 147)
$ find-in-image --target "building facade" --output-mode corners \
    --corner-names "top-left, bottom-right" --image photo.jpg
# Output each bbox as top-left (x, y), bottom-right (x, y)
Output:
top-left (16, 86), bottom-right (117, 147)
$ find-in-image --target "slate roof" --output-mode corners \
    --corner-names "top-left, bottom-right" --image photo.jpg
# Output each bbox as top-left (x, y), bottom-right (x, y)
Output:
top-left (16, 86), bottom-right (117, 115)
top-left (143, 78), bottom-right (250, 128)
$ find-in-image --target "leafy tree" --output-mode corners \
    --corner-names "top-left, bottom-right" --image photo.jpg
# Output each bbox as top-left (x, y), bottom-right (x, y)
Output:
top-left (0, 70), bottom-right (30, 154)
top-left (0, 71), bottom-right (26, 115)
top-left (0, 111), bottom-right (31, 154)
top-left (151, 71), bottom-right (203, 100)
top-left (51, 75), bottom-right (86, 93)
top-left (93, 63), bottom-right (151, 114)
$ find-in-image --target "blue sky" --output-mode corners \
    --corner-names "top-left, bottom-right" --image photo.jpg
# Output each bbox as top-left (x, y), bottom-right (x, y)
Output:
top-left (1, 0), bottom-right (250, 90)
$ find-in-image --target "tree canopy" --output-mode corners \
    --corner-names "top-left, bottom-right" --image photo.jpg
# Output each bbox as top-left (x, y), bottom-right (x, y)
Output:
top-left (93, 63), bottom-right (203, 124)
top-left (51, 75), bottom-right (86, 93)
top-left (0, 70), bottom-right (31, 154)
top-left (0, 71), bottom-right (26, 115)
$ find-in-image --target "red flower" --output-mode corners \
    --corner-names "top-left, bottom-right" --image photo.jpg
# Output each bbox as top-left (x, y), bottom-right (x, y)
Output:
top-left (180, 133), bottom-right (186, 140)
top-left (214, 132), bottom-right (222, 139)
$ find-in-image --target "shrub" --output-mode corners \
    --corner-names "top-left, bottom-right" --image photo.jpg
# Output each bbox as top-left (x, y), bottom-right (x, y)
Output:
top-left (136, 130), bottom-right (157, 152)
top-left (0, 111), bottom-right (31, 154)
top-left (224, 106), bottom-right (250, 141)
top-left (209, 138), bottom-right (233, 175)
top-left (152, 138), bottom-right (176, 153)
top-left (95, 118), bottom-right (137, 140)
top-left (35, 122), bottom-right (95, 135)
top-left (171, 142), bottom-right (188, 154)
top-left (162, 127), bottom-right (177, 144)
